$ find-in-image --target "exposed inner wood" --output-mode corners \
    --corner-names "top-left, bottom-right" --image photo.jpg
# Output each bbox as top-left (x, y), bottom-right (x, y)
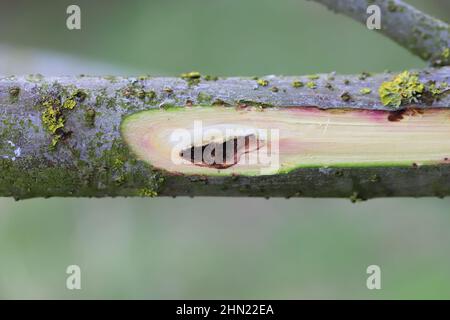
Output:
top-left (180, 134), bottom-right (264, 169)
top-left (121, 106), bottom-right (450, 176)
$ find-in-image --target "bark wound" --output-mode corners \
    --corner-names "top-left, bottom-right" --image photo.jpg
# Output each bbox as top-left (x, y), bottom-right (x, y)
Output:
top-left (387, 108), bottom-right (424, 122)
top-left (180, 134), bottom-right (263, 169)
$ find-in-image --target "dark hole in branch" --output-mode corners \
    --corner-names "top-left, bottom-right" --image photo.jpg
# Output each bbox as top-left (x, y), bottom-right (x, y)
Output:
top-left (180, 134), bottom-right (263, 169)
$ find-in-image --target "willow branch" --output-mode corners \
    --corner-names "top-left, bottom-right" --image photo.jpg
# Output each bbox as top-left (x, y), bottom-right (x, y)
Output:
top-left (0, 69), bottom-right (449, 199)
top-left (310, 0), bottom-right (450, 66)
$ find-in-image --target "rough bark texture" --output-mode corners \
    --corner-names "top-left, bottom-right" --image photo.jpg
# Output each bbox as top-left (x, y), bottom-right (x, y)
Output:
top-left (310, 0), bottom-right (450, 66)
top-left (0, 69), bottom-right (449, 199)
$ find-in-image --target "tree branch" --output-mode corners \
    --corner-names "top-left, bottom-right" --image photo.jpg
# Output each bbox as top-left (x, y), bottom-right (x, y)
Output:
top-left (309, 0), bottom-right (450, 66)
top-left (1, 69), bottom-right (449, 199)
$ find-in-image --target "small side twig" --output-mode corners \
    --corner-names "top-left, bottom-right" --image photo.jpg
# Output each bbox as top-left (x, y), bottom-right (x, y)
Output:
top-left (310, 0), bottom-right (450, 66)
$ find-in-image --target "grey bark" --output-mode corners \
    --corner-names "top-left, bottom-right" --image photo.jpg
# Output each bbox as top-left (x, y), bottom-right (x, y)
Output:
top-left (0, 69), bottom-right (449, 199)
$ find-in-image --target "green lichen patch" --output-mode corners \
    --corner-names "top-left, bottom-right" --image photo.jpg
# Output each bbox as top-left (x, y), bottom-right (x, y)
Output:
top-left (257, 79), bottom-right (269, 87)
top-left (270, 86), bottom-right (279, 93)
top-left (63, 98), bottom-right (77, 110)
top-left (159, 103), bottom-right (178, 110)
top-left (145, 90), bottom-right (157, 101)
top-left (197, 92), bottom-right (212, 104)
top-left (62, 89), bottom-right (87, 110)
top-left (140, 90), bottom-right (157, 104)
top-left (84, 108), bottom-right (96, 127)
top-left (204, 75), bottom-right (219, 81)
top-left (138, 188), bottom-right (158, 197)
top-left (433, 47), bottom-right (450, 66)
top-left (73, 89), bottom-right (87, 102)
top-left (306, 81), bottom-right (317, 89)
top-left (307, 74), bottom-right (320, 80)
top-left (39, 89), bottom-right (86, 149)
top-left (0, 157), bottom-right (83, 200)
top-left (387, 0), bottom-right (404, 12)
top-left (137, 89), bottom-right (146, 99)
top-left (377, 71), bottom-right (448, 108)
top-left (122, 85), bottom-right (139, 98)
top-left (120, 82), bottom-right (157, 105)
top-left (360, 88), bottom-right (372, 95)
top-left (340, 91), bottom-right (352, 102)
top-left (424, 81), bottom-right (450, 103)
top-left (428, 82), bottom-right (442, 96)
top-left (237, 99), bottom-right (275, 109)
top-left (163, 87), bottom-right (174, 94)
top-left (379, 71), bottom-right (425, 108)
top-left (292, 80), bottom-right (304, 88)
top-left (181, 71), bottom-right (201, 86)
top-left (104, 75), bottom-right (118, 83)
top-left (86, 136), bottom-right (165, 196)
top-left (212, 99), bottom-right (230, 107)
top-left (9, 86), bottom-right (20, 103)
top-left (0, 135), bottom-right (166, 199)
top-left (41, 97), bottom-right (66, 148)
top-left (359, 72), bottom-right (372, 80)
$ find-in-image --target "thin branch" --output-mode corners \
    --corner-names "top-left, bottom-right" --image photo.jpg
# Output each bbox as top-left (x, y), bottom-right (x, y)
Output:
top-left (0, 69), bottom-right (449, 199)
top-left (309, 0), bottom-right (450, 66)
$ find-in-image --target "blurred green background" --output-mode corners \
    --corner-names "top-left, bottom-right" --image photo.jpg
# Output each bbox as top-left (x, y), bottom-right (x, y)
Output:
top-left (1, 0), bottom-right (450, 299)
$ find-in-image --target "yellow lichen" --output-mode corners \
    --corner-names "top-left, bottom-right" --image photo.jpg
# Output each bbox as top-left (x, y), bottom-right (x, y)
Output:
top-left (62, 98), bottom-right (77, 110)
top-left (429, 83), bottom-right (441, 96)
top-left (181, 71), bottom-right (201, 86)
top-left (41, 99), bottom-right (64, 134)
top-left (40, 89), bottom-right (84, 148)
top-left (50, 137), bottom-right (60, 148)
top-left (360, 88), bottom-right (372, 95)
top-left (442, 48), bottom-right (450, 60)
top-left (112, 158), bottom-right (124, 170)
top-left (307, 74), bottom-right (320, 80)
top-left (257, 79), bottom-right (269, 87)
top-left (41, 98), bottom-right (65, 148)
top-left (138, 188), bottom-right (157, 197)
top-left (306, 81), bottom-right (317, 89)
top-left (379, 71), bottom-right (424, 108)
top-left (292, 80), bottom-right (304, 88)
top-left (181, 71), bottom-right (201, 79)
top-left (434, 48), bottom-right (450, 66)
